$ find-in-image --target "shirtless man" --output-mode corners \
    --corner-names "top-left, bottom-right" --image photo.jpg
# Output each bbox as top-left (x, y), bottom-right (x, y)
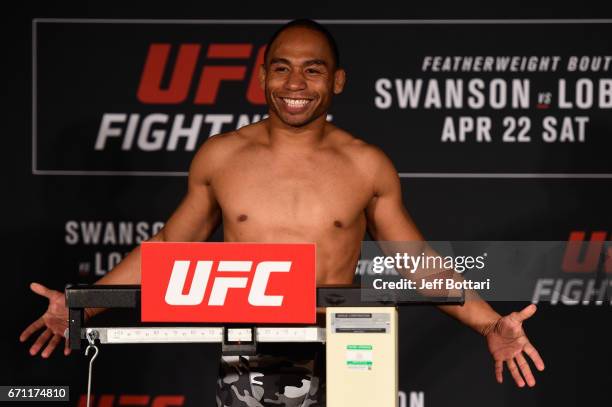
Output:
top-left (21, 19), bottom-right (545, 406)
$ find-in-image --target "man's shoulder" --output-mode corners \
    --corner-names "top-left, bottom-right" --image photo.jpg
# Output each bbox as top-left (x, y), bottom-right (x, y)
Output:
top-left (195, 122), bottom-right (263, 159)
top-left (328, 126), bottom-right (390, 166)
top-left (189, 123), bottom-right (263, 179)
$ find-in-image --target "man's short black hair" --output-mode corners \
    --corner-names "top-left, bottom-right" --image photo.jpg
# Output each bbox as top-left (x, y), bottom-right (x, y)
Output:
top-left (263, 19), bottom-right (340, 68)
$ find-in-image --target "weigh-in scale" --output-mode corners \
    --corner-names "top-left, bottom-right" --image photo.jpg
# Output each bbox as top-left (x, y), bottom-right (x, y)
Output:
top-left (67, 285), bottom-right (461, 406)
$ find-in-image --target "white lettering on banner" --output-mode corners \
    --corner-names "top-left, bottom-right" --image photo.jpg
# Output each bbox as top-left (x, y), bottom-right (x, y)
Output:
top-left (467, 79), bottom-right (485, 108)
top-left (66, 221), bottom-right (165, 277)
top-left (93, 113), bottom-right (333, 151)
top-left (558, 79), bottom-right (612, 109)
top-left (205, 114), bottom-right (233, 136)
top-left (398, 391), bottom-right (425, 407)
top-left (440, 115), bottom-right (589, 143)
top-left (421, 55), bottom-right (612, 73)
top-left (532, 278), bottom-right (612, 305)
top-left (95, 113), bottom-right (125, 150)
top-left (374, 78), bottom-right (612, 110)
top-left (423, 80), bottom-right (441, 108)
top-left (65, 221), bottom-right (164, 245)
top-left (168, 114), bottom-right (203, 151)
top-left (542, 116), bottom-right (589, 142)
top-left (139, 113), bottom-right (169, 151)
top-left (237, 113), bottom-right (265, 129)
top-left (374, 78), bottom-right (392, 109)
top-left (441, 116), bottom-right (492, 143)
top-left (164, 260), bottom-right (291, 306)
top-left (566, 56), bottom-right (612, 72)
top-left (501, 116), bottom-right (532, 142)
top-left (373, 79), bottom-right (530, 109)
top-left (94, 251), bottom-right (125, 276)
top-left (421, 55), bottom-right (565, 72)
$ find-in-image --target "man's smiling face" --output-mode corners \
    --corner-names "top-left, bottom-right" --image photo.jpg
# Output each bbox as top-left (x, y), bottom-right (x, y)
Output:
top-left (260, 26), bottom-right (345, 128)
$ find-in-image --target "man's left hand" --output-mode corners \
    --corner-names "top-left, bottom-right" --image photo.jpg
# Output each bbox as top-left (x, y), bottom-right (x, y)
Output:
top-left (485, 304), bottom-right (545, 387)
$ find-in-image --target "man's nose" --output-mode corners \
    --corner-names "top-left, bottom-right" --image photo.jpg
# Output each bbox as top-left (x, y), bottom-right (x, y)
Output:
top-left (284, 70), bottom-right (307, 90)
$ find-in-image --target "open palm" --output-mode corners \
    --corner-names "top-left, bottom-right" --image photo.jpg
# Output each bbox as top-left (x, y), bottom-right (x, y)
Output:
top-left (485, 304), bottom-right (545, 387)
top-left (19, 283), bottom-right (71, 358)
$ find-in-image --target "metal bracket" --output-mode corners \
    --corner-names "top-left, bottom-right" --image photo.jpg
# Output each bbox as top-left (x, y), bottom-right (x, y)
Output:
top-left (222, 326), bottom-right (257, 356)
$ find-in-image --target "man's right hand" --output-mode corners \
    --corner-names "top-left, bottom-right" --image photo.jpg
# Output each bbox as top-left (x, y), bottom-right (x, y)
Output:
top-left (19, 283), bottom-right (71, 358)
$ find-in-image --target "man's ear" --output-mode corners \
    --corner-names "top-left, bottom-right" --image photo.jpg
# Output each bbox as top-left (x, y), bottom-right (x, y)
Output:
top-left (333, 68), bottom-right (346, 94)
top-left (259, 64), bottom-right (266, 91)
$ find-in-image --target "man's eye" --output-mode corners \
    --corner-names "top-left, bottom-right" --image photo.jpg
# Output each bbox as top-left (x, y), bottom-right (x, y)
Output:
top-left (274, 67), bottom-right (288, 72)
top-left (306, 69), bottom-right (321, 74)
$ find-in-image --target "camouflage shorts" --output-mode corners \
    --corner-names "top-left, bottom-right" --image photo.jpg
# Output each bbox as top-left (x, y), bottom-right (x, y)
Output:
top-left (216, 343), bottom-right (326, 407)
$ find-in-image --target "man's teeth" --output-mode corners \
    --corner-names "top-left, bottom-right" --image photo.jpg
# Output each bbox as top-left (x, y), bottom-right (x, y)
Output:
top-left (282, 98), bottom-right (310, 107)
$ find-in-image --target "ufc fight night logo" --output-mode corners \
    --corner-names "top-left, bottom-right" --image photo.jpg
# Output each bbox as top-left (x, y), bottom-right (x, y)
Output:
top-left (532, 232), bottom-right (612, 306)
top-left (141, 243), bottom-right (316, 323)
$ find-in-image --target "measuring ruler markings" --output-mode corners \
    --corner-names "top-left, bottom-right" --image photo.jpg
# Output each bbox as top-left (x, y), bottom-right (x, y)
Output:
top-left (87, 327), bottom-right (325, 344)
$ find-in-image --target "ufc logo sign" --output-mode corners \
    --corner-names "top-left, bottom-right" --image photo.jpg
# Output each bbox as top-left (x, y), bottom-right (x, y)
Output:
top-left (562, 231), bottom-right (611, 273)
top-left (141, 243), bottom-right (316, 323)
top-left (137, 43), bottom-right (266, 105)
top-left (165, 260), bottom-right (291, 306)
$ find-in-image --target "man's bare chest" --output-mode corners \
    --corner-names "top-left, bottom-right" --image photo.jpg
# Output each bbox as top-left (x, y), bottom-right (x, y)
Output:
top-left (212, 156), bottom-right (371, 228)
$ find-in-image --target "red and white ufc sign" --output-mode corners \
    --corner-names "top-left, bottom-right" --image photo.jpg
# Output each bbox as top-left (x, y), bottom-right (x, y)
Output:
top-left (137, 43), bottom-right (266, 105)
top-left (141, 243), bottom-right (316, 323)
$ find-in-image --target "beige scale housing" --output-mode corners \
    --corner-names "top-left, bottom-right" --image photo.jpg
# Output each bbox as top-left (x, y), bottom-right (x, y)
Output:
top-left (326, 307), bottom-right (398, 406)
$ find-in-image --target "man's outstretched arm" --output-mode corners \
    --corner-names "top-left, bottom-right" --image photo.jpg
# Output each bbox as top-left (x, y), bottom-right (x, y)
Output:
top-left (363, 146), bottom-right (544, 387)
top-left (20, 135), bottom-right (227, 357)
top-left (89, 136), bottom-right (223, 287)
